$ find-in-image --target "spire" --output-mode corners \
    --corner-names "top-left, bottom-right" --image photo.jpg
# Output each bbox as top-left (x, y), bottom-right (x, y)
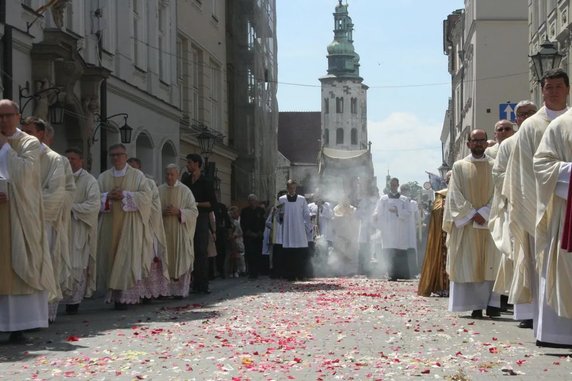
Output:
top-left (326, 1), bottom-right (361, 78)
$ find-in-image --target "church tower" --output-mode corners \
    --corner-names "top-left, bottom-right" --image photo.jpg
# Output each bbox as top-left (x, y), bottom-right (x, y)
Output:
top-left (318, 1), bottom-right (374, 203)
top-left (320, 0), bottom-right (368, 150)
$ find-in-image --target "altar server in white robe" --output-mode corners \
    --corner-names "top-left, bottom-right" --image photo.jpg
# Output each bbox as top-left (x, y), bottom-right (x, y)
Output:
top-left (98, 144), bottom-right (154, 309)
top-left (0, 99), bottom-right (57, 343)
top-left (279, 179), bottom-right (311, 280)
top-left (61, 148), bottom-right (100, 314)
top-left (374, 178), bottom-right (412, 280)
top-left (159, 164), bottom-right (198, 298)
top-left (534, 107), bottom-right (572, 348)
top-left (22, 117), bottom-right (73, 322)
top-left (504, 69), bottom-right (570, 340)
top-left (444, 129), bottom-right (501, 318)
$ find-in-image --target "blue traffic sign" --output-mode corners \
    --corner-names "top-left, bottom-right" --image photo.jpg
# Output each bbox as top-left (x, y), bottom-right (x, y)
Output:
top-left (499, 103), bottom-right (517, 122)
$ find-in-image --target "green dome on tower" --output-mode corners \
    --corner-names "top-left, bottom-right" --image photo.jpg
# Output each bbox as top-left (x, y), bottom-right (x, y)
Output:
top-left (326, 1), bottom-right (361, 78)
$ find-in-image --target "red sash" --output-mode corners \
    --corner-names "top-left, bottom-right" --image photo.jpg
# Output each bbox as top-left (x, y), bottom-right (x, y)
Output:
top-left (561, 170), bottom-right (572, 251)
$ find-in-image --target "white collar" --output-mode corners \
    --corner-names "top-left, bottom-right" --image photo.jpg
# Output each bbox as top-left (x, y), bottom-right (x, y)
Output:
top-left (7, 128), bottom-right (23, 140)
top-left (112, 165), bottom-right (129, 177)
top-left (73, 168), bottom-right (83, 176)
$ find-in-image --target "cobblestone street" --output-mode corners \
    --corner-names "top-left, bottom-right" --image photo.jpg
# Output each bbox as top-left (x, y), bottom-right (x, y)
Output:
top-left (1, 277), bottom-right (571, 380)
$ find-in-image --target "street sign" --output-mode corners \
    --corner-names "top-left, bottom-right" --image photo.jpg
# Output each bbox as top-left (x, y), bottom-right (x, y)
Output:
top-left (499, 102), bottom-right (517, 122)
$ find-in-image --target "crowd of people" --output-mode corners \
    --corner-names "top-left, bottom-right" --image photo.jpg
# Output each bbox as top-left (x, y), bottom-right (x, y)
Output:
top-left (418, 68), bottom-right (572, 349)
top-left (10, 69), bottom-right (572, 351)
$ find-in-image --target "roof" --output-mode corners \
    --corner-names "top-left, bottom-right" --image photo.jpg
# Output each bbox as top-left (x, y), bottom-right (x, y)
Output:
top-left (278, 112), bottom-right (321, 164)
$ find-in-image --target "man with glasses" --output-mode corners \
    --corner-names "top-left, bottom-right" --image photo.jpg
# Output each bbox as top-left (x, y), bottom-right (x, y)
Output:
top-left (0, 99), bottom-right (56, 343)
top-left (485, 120), bottom-right (515, 160)
top-left (444, 129), bottom-right (500, 319)
top-left (97, 144), bottom-right (154, 309)
top-left (504, 68), bottom-right (570, 345)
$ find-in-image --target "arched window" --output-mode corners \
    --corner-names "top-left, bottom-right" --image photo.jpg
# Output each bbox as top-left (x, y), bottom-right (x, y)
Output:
top-left (351, 128), bottom-right (358, 145)
top-left (323, 129), bottom-right (329, 145)
top-left (324, 98), bottom-right (329, 114)
top-left (336, 97), bottom-right (344, 113)
top-left (336, 128), bottom-right (344, 144)
top-left (350, 98), bottom-right (357, 114)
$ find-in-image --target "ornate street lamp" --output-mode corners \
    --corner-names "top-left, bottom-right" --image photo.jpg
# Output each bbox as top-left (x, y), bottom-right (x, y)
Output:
top-left (530, 40), bottom-right (564, 82)
top-left (190, 120), bottom-right (224, 176)
top-left (92, 113), bottom-right (133, 144)
top-left (18, 82), bottom-right (65, 124)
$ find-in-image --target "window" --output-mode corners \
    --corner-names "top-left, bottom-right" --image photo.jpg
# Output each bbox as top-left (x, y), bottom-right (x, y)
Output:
top-left (323, 129), bottom-right (329, 145)
top-left (132, 0), bottom-right (147, 70)
top-left (177, 35), bottom-right (189, 111)
top-left (210, 60), bottom-right (221, 131)
top-left (212, 0), bottom-right (219, 21)
top-left (248, 69), bottom-right (256, 104)
top-left (192, 46), bottom-right (203, 120)
top-left (350, 98), bottom-right (357, 114)
top-left (248, 21), bottom-right (256, 51)
top-left (324, 98), bottom-right (329, 114)
top-left (351, 128), bottom-right (358, 145)
top-left (336, 97), bottom-right (344, 113)
top-left (158, 4), bottom-right (168, 82)
top-left (336, 128), bottom-right (344, 145)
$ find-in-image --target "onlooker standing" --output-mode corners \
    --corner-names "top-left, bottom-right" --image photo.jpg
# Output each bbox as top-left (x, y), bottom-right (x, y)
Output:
top-left (241, 194), bottom-right (266, 279)
top-left (228, 206), bottom-right (245, 278)
top-left (181, 153), bottom-right (217, 294)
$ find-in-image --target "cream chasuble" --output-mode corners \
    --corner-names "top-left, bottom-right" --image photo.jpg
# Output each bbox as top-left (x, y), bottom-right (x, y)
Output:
top-left (444, 155), bottom-right (497, 283)
top-left (97, 165), bottom-right (153, 291)
top-left (0, 131), bottom-right (56, 296)
top-left (534, 108), bottom-right (572, 319)
top-left (40, 146), bottom-right (69, 300)
top-left (148, 179), bottom-right (169, 277)
top-left (69, 169), bottom-right (100, 298)
top-left (0, 130), bottom-right (56, 330)
top-left (504, 106), bottom-right (566, 304)
top-left (489, 134), bottom-right (518, 295)
top-left (159, 181), bottom-right (198, 279)
top-left (484, 143), bottom-right (499, 160)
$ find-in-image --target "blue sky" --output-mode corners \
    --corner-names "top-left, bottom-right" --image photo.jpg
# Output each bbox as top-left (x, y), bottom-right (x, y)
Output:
top-left (276, 0), bottom-right (464, 186)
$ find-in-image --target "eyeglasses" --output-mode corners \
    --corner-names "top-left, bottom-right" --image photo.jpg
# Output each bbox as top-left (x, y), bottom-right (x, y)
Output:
top-left (0, 113), bottom-right (17, 119)
top-left (516, 111), bottom-right (536, 118)
top-left (469, 138), bottom-right (487, 143)
top-left (496, 127), bottom-right (513, 132)
top-left (109, 153), bottom-right (126, 157)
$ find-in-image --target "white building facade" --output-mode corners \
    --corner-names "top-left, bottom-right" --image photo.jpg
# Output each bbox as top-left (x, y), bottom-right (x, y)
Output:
top-left (442, 0), bottom-right (529, 163)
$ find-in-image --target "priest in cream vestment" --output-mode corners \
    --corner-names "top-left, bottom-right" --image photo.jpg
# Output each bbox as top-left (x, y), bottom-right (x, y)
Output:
top-left (98, 144), bottom-right (154, 308)
top-left (22, 117), bottom-right (73, 322)
top-left (534, 107), bottom-right (572, 348)
top-left (0, 99), bottom-right (56, 343)
top-left (127, 157), bottom-right (170, 300)
top-left (444, 129), bottom-right (500, 318)
top-left (61, 148), bottom-right (100, 314)
top-left (504, 69), bottom-right (570, 343)
top-left (159, 164), bottom-right (198, 297)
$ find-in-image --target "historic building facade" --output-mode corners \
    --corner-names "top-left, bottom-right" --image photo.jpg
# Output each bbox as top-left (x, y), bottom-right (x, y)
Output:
top-left (226, 0), bottom-right (278, 204)
top-left (441, 0), bottom-right (529, 165)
